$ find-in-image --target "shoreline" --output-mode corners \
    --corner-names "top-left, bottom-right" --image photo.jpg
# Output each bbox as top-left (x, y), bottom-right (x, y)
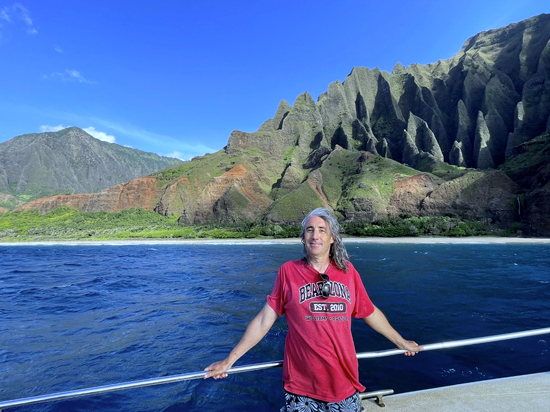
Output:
top-left (1, 236), bottom-right (550, 246)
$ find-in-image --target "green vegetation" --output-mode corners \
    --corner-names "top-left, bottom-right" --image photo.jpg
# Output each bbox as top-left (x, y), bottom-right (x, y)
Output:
top-left (0, 207), bottom-right (301, 241)
top-left (151, 150), bottom-right (227, 185)
top-left (319, 151), bottom-right (430, 216)
top-left (344, 154), bottom-right (417, 202)
top-left (342, 216), bottom-right (490, 237)
top-left (0, 196), bottom-right (23, 211)
top-left (265, 183), bottom-right (325, 223)
top-left (0, 206), bottom-right (511, 242)
top-left (499, 132), bottom-right (550, 177)
top-left (422, 161), bottom-right (469, 180)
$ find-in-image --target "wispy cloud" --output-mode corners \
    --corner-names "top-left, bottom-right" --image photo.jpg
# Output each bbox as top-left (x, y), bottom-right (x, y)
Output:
top-left (54, 45), bottom-right (63, 53)
top-left (14, 3), bottom-right (37, 34)
top-left (45, 69), bottom-right (96, 84)
top-left (90, 118), bottom-right (217, 160)
top-left (40, 124), bottom-right (69, 133)
top-left (0, 9), bottom-right (10, 23)
top-left (82, 126), bottom-right (116, 143)
top-left (0, 3), bottom-right (38, 42)
top-left (40, 124), bottom-right (66, 133)
top-left (165, 151), bottom-right (186, 160)
top-left (40, 125), bottom-right (116, 144)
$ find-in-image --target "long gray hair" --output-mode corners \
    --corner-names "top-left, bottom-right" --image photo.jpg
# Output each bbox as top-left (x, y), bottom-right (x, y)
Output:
top-left (300, 208), bottom-right (350, 272)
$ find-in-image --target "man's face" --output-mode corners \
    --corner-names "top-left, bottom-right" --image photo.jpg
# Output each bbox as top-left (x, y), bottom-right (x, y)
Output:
top-left (303, 215), bottom-right (334, 260)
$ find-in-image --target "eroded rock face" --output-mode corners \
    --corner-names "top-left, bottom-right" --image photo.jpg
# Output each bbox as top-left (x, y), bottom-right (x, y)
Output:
top-left (389, 174), bottom-right (440, 216)
top-left (420, 171), bottom-right (520, 225)
top-left (15, 193), bottom-right (96, 214)
top-left (524, 163), bottom-right (550, 235)
top-left (15, 177), bottom-right (162, 214)
top-left (154, 176), bottom-right (191, 217)
top-left (185, 163), bottom-right (273, 224)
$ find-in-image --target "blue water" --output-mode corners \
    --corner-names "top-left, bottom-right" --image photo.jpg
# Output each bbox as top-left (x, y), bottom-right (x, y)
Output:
top-left (1, 242), bottom-right (549, 411)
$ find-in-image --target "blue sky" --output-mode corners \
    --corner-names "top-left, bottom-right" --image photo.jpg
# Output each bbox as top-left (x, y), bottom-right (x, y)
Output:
top-left (0, 1), bottom-right (548, 160)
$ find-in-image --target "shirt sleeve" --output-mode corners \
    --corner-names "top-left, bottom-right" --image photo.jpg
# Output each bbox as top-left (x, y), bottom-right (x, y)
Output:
top-left (267, 266), bottom-right (286, 316)
top-left (349, 263), bottom-right (375, 318)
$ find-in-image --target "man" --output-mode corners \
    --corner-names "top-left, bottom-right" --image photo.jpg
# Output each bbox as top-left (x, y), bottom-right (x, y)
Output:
top-left (205, 208), bottom-right (422, 411)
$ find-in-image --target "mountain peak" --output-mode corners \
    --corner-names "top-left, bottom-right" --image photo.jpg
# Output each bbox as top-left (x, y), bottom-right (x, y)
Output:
top-left (0, 128), bottom-right (181, 209)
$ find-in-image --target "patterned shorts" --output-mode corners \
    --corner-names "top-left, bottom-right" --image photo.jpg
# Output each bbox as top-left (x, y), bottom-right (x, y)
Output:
top-left (284, 391), bottom-right (362, 412)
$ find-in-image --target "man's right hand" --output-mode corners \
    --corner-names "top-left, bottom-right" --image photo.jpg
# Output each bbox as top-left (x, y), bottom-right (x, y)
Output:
top-left (204, 359), bottom-right (232, 379)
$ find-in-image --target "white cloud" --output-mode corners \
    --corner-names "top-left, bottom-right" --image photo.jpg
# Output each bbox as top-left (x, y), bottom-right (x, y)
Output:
top-left (165, 151), bottom-right (186, 160)
top-left (40, 124), bottom-right (66, 132)
top-left (39, 125), bottom-right (116, 144)
top-left (82, 126), bottom-right (116, 143)
top-left (0, 9), bottom-right (10, 23)
top-left (54, 45), bottom-right (63, 53)
top-left (0, 4), bottom-right (38, 37)
top-left (66, 70), bottom-right (89, 83)
top-left (46, 69), bottom-right (96, 84)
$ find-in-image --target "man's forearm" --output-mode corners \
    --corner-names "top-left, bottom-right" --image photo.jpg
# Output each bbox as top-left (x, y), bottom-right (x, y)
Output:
top-left (364, 306), bottom-right (405, 345)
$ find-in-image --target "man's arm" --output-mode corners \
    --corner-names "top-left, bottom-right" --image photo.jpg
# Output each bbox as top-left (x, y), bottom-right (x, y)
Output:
top-left (364, 305), bottom-right (422, 356)
top-left (204, 302), bottom-right (279, 379)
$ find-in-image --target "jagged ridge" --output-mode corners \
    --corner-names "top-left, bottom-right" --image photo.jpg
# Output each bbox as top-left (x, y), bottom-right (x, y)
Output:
top-left (252, 14), bottom-right (550, 171)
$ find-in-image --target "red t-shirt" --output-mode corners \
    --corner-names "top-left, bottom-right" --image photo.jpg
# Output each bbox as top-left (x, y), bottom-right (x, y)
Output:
top-left (267, 259), bottom-right (375, 402)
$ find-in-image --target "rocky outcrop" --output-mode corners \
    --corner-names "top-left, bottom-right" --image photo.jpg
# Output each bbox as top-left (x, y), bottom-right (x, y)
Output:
top-left (16, 193), bottom-right (96, 214)
top-left (402, 114), bottom-right (444, 169)
top-left (524, 162), bottom-right (550, 235)
top-left (420, 171), bottom-right (520, 224)
top-left (182, 163), bottom-right (273, 223)
top-left (502, 134), bottom-right (550, 235)
top-left (389, 174), bottom-right (441, 216)
top-left (16, 177), bottom-right (162, 214)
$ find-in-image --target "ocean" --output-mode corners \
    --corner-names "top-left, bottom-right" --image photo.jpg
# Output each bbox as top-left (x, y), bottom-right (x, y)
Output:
top-left (1, 242), bottom-right (549, 411)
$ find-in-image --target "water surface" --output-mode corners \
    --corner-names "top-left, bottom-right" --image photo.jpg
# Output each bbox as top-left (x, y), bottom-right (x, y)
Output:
top-left (1, 242), bottom-right (549, 411)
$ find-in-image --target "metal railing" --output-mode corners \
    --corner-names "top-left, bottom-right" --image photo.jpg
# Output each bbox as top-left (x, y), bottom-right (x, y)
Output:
top-left (1, 326), bottom-right (549, 411)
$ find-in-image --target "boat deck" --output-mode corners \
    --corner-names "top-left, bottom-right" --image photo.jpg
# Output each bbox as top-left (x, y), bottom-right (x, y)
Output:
top-left (361, 372), bottom-right (550, 411)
